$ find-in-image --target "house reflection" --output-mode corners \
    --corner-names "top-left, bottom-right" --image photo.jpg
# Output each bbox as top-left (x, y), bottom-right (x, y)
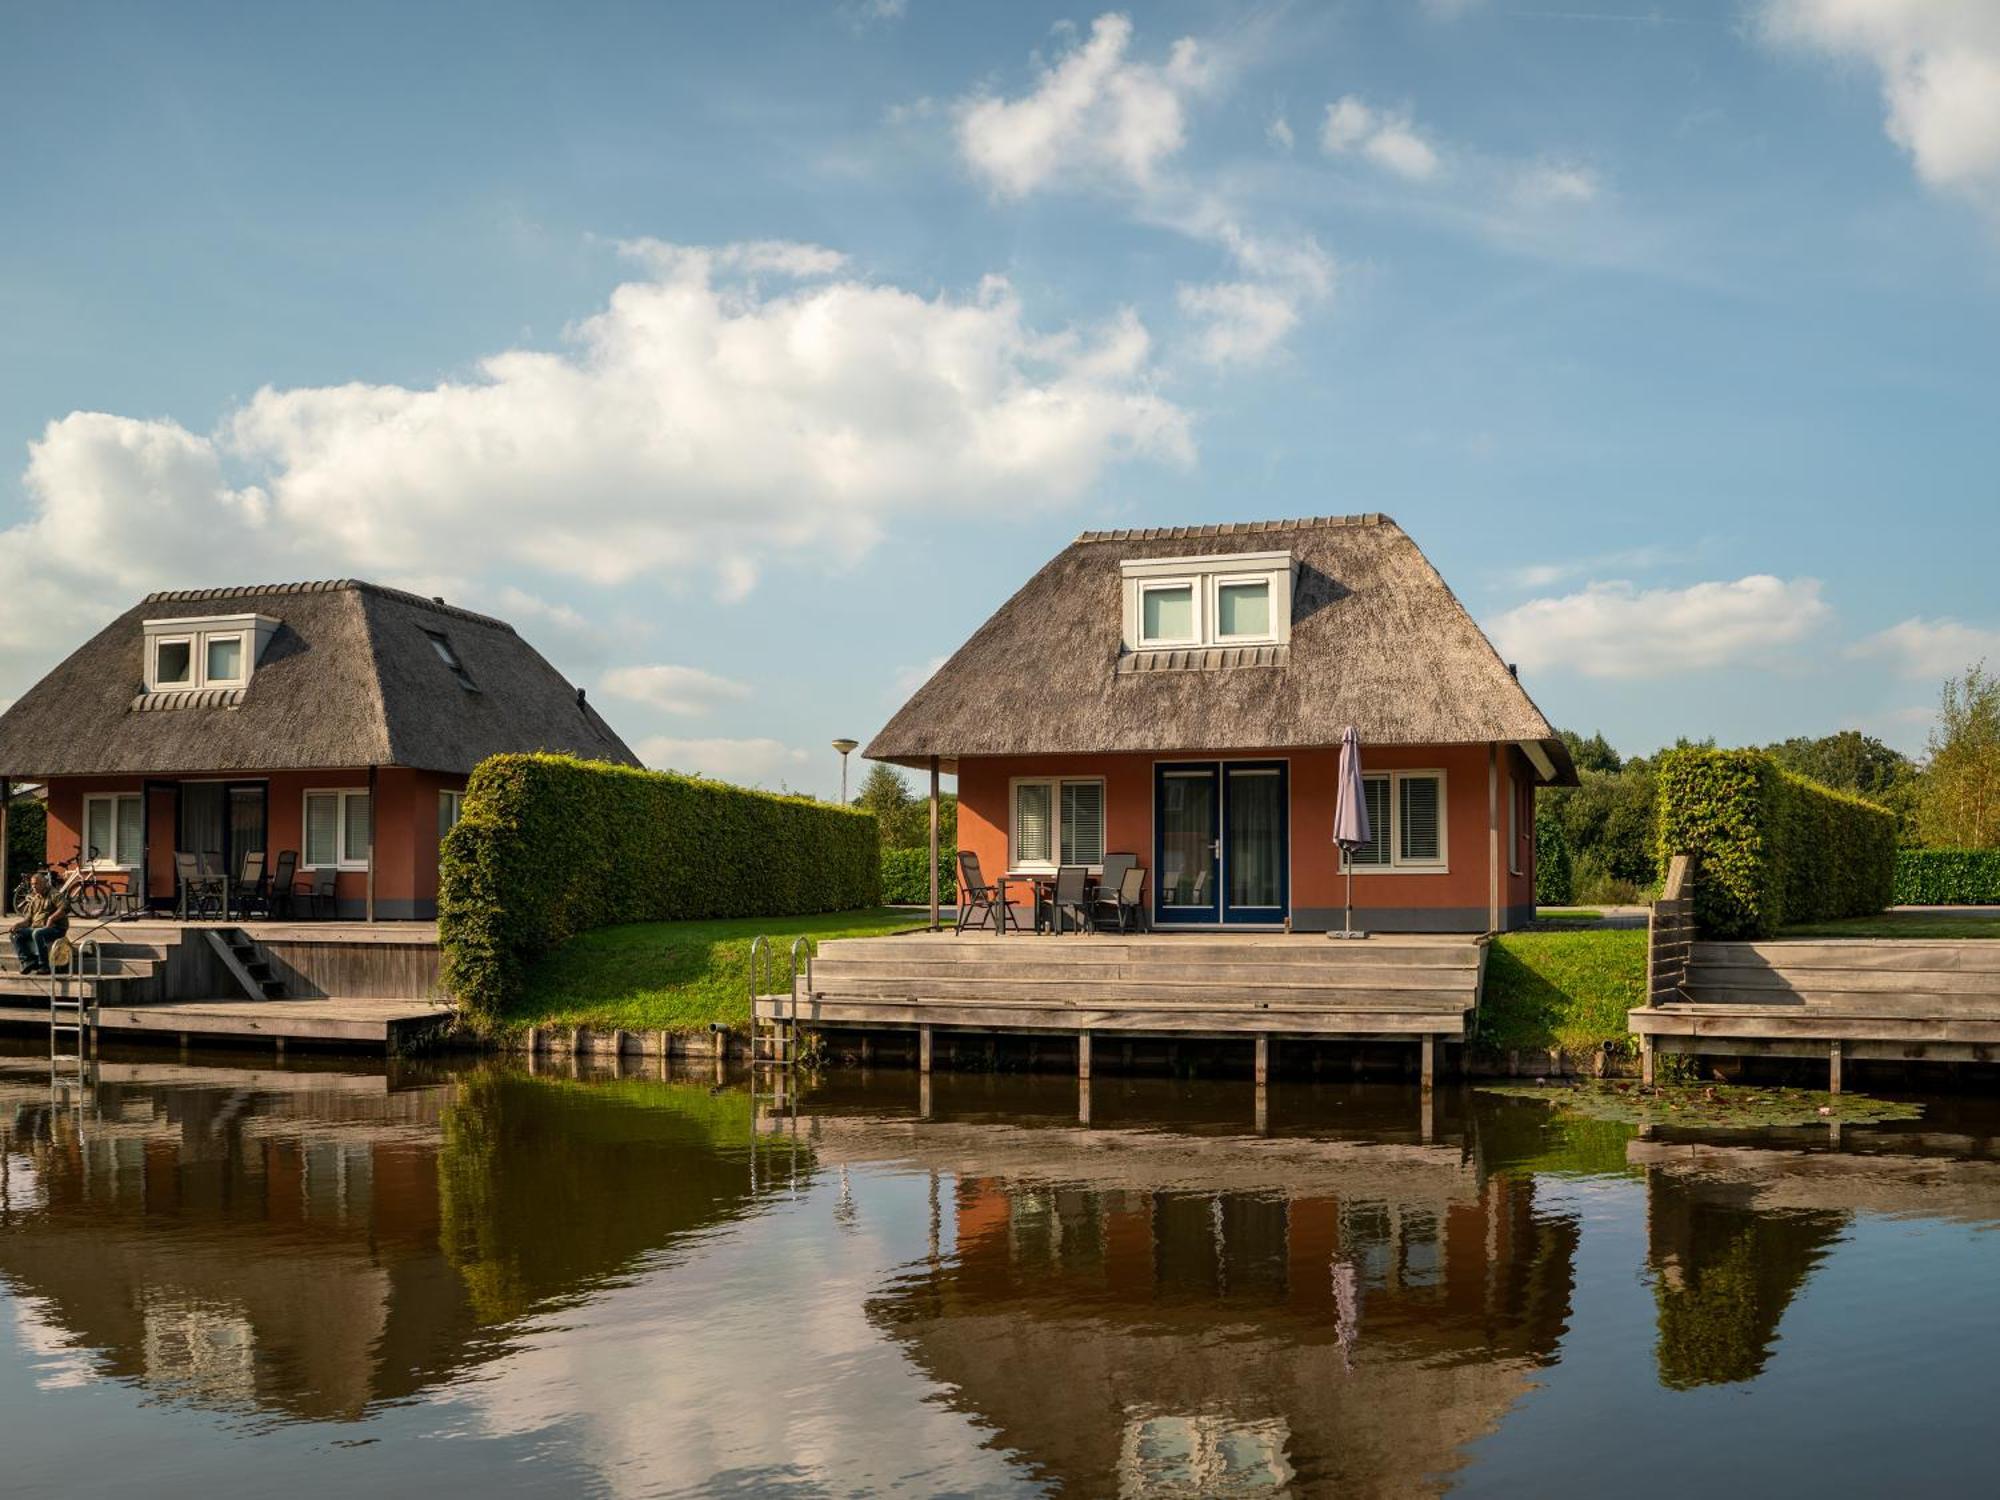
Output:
top-left (0, 1052), bottom-right (790, 1423)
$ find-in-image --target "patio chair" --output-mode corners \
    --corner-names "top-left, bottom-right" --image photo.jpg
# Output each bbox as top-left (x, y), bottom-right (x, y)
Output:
top-left (267, 851), bottom-right (298, 919)
top-left (175, 851), bottom-right (224, 919)
top-left (1089, 863), bottom-right (1148, 934)
top-left (235, 850), bottom-right (268, 918)
top-left (1098, 852), bottom-right (1137, 896)
top-left (1039, 864), bottom-right (1092, 935)
top-left (955, 851), bottom-right (1023, 935)
top-left (295, 867), bottom-right (338, 921)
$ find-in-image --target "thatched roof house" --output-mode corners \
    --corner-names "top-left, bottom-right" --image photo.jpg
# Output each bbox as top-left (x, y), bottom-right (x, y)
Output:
top-left (869, 515), bottom-right (1573, 933)
top-left (0, 580), bottom-right (635, 920)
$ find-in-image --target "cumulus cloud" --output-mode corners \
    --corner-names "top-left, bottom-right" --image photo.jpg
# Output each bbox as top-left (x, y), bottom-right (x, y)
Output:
top-left (1762, 1), bottom-right (2000, 214)
top-left (1848, 617), bottom-right (2000, 680)
top-left (0, 241), bottom-right (1189, 696)
top-left (1486, 575), bottom-right (1833, 679)
top-left (1514, 160), bottom-right (1599, 205)
top-left (600, 664), bottom-right (753, 717)
top-left (956, 13), bottom-right (1212, 198)
top-left (639, 735), bottom-right (813, 787)
top-left (1175, 282), bottom-right (1300, 365)
top-left (1321, 96), bottom-right (1442, 180)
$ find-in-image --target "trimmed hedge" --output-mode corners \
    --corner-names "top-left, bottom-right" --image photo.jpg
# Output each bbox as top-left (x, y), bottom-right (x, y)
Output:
top-left (440, 754), bottom-right (878, 1025)
top-left (1656, 749), bottom-right (1896, 939)
top-left (882, 847), bottom-right (957, 905)
top-left (1895, 849), bottom-right (2000, 905)
top-left (6, 796), bottom-right (46, 903)
top-left (1535, 815), bottom-right (1573, 906)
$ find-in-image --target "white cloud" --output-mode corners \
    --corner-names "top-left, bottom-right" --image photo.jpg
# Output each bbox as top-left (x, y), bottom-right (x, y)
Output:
top-left (600, 664), bottom-right (753, 717)
top-left (1266, 114), bottom-right (1295, 150)
top-left (638, 735), bottom-right (812, 787)
top-left (1176, 281), bottom-right (1300, 365)
top-left (1320, 96), bottom-right (1442, 180)
top-left (1486, 575), bottom-right (1833, 679)
top-left (1514, 160), bottom-right (1600, 205)
top-left (955, 13), bottom-right (1211, 199)
top-left (1848, 617), bottom-right (2000, 680)
top-left (1762, 1), bottom-right (2000, 214)
top-left (0, 242), bottom-right (1190, 699)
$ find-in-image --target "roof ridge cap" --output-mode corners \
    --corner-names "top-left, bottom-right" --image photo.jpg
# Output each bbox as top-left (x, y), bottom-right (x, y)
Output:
top-left (137, 579), bottom-right (514, 632)
top-left (1074, 513), bottom-right (1392, 544)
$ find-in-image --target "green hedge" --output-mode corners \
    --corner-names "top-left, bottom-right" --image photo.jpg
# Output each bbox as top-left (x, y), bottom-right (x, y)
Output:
top-left (1656, 749), bottom-right (1896, 939)
top-left (1895, 848), bottom-right (2000, 905)
top-left (881, 847), bottom-right (957, 905)
top-left (440, 754), bottom-right (878, 1025)
top-left (1535, 815), bottom-right (1573, 905)
top-left (6, 796), bottom-right (46, 904)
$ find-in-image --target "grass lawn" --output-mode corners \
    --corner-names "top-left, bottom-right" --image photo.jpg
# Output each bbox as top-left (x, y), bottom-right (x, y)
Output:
top-left (1780, 913), bottom-right (2000, 939)
top-left (1534, 908), bottom-right (1604, 922)
top-left (503, 907), bottom-right (921, 1034)
top-left (1478, 929), bottom-right (1646, 1062)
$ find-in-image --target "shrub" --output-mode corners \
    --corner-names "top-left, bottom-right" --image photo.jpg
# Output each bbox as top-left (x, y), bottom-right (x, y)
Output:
top-left (440, 754), bottom-right (878, 1025)
top-left (881, 846), bottom-right (957, 905)
top-left (1655, 749), bottom-right (1896, 939)
top-left (1535, 816), bottom-right (1573, 905)
top-left (5, 795), bottom-right (46, 900)
top-left (1570, 851), bottom-right (1642, 907)
top-left (1895, 848), bottom-right (2000, 905)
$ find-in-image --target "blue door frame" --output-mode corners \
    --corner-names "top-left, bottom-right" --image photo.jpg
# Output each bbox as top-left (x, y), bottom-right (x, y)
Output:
top-left (1153, 760), bottom-right (1290, 927)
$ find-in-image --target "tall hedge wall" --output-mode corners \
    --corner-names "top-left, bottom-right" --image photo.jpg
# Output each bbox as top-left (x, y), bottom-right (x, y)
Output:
top-left (6, 796), bottom-right (47, 907)
top-left (1655, 749), bottom-right (1896, 939)
top-left (1895, 849), bottom-right (2000, 905)
top-left (440, 754), bottom-right (879, 1025)
top-left (881, 847), bottom-right (957, 905)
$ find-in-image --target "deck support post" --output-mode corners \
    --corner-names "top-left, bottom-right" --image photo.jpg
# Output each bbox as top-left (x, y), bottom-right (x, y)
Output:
top-left (1420, 1087), bottom-right (1435, 1143)
top-left (1420, 1035), bottom-right (1436, 1092)
top-left (919, 1024), bottom-right (933, 1075)
top-left (1254, 1034), bottom-right (1270, 1086)
top-left (365, 763), bottom-right (378, 924)
top-left (1254, 1083), bottom-right (1268, 1135)
top-left (1487, 744), bottom-right (1501, 934)
top-left (928, 756), bottom-right (942, 932)
top-left (1077, 1029), bottom-right (1092, 1081)
top-left (1079, 1072), bottom-right (1092, 1127)
top-left (1641, 1034), bottom-right (1655, 1086)
top-left (1828, 1039), bottom-right (1843, 1096)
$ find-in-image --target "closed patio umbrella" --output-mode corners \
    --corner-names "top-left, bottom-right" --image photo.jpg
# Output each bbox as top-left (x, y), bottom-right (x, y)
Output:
top-left (1332, 725), bottom-right (1369, 939)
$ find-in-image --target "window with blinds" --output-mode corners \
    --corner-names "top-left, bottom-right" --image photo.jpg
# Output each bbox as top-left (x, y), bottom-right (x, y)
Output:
top-left (1347, 777), bottom-right (1392, 866)
top-left (1399, 775), bottom-right (1442, 864)
top-left (82, 793), bottom-right (144, 866)
top-left (305, 790), bottom-right (372, 869)
top-left (1060, 780), bottom-right (1105, 865)
top-left (1011, 777), bottom-right (1106, 870)
top-left (1014, 782), bottom-right (1053, 866)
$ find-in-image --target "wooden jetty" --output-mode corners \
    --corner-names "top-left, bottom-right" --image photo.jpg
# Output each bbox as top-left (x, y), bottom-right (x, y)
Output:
top-left (753, 930), bottom-right (1488, 1088)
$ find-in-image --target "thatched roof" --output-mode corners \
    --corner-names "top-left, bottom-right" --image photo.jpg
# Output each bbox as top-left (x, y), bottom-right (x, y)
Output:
top-left (0, 581), bottom-right (636, 779)
top-left (868, 515), bottom-right (1576, 782)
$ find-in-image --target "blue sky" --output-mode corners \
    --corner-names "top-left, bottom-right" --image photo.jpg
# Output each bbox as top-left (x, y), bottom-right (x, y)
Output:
top-left (3, 0), bottom-right (1997, 795)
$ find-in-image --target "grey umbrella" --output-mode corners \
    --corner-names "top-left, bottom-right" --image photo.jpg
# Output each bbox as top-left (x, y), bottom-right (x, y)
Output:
top-left (1333, 725), bottom-right (1370, 939)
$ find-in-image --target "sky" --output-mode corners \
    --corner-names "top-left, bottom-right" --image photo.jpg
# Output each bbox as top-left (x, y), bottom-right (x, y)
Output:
top-left (2, 0), bottom-right (1997, 798)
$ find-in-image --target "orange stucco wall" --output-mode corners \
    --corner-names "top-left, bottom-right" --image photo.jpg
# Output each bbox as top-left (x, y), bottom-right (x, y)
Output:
top-left (42, 767), bottom-right (465, 919)
top-left (956, 742), bottom-right (1539, 932)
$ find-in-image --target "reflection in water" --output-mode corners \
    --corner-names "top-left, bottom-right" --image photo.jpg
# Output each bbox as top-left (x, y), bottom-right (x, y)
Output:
top-left (3, 1046), bottom-right (2000, 1496)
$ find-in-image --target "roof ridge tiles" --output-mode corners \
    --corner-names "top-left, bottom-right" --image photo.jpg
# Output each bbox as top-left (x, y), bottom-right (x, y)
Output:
top-left (1074, 513), bottom-right (1388, 544)
top-left (139, 579), bottom-right (513, 631)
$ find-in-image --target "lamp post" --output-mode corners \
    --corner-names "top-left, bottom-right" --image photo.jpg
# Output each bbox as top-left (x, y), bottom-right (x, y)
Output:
top-left (832, 738), bottom-right (859, 804)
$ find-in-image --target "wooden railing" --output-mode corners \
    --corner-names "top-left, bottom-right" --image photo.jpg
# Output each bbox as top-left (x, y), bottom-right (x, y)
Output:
top-left (1647, 854), bottom-right (1695, 1008)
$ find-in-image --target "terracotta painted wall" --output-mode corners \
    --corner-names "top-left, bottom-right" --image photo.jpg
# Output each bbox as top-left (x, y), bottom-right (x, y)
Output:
top-left (957, 742), bottom-right (1543, 932)
top-left (41, 767), bottom-right (462, 919)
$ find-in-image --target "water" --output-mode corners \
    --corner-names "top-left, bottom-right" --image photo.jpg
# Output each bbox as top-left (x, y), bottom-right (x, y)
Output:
top-left (4, 1044), bottom-right (1999, 1498)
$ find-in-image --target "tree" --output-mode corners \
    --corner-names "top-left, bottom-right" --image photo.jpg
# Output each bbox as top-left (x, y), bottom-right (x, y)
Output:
top-left (855, 760), bottom-right (958, 851)
top-left (1764, 729), bottom-right (1921, 843)
top-left (1534, 815), bottom-right (1573, 905)
top-left (1560, 729), bottom-right (1623, 775)
top-left (854, 762), bottom-right (912, 818)
top-left (1919, 663), bottom-right (2000, 848)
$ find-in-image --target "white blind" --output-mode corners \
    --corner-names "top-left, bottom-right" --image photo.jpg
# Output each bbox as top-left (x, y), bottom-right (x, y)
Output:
top-left (1400, 775), bottom-right (1442, 863)
top-left (1014, 782), bottom-right (1053, 865)
top-left (1060, 781), bottom-right (1104, 866)
top-left (116, 795), bottom-right (143, 866)
top-left (85, 799), bottom-right (113, 863)
top-left (1350, 778), bottom-right (1391, 865)
top-left (305, 794), bottom-right (339, 867)
top-left (344, 793), bottom-right (373, 866)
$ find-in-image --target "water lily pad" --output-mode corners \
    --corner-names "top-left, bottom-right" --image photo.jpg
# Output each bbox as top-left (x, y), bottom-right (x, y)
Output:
top-left (1477, 1080), bottom-right (1923, 1128)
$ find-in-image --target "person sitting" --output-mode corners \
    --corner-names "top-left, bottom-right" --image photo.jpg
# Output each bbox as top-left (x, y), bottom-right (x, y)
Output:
top-left (8, 873), bottom-right (70, 976)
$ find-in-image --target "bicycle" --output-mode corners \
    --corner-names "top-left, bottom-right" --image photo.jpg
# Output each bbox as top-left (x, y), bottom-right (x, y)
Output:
top-left (10, 846), bottom-right (117, 921)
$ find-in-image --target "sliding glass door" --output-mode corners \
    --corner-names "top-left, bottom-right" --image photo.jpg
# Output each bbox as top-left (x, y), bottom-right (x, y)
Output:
top-left (1154, 761), bottom-right (1289, 926)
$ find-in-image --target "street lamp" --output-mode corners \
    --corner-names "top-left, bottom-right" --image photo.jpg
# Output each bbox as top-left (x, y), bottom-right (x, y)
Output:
top-left (832, 738), bottom-right (859, 803)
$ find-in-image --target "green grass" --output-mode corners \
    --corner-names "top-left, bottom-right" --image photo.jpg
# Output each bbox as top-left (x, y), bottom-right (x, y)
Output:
top-left (1477, 929), bottom-right (1646, 1062)
top-left (1781, 913), bottom-right (2000, 939)
top-left (503, 907), bottom-right (920, 1034)
top-left (1534, 907), bottom-right (1604, 922)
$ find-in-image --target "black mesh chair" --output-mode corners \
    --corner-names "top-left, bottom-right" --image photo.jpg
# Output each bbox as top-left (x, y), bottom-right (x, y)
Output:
top-left (175, 851), bottom-right (224, 919)
top-left (1039, 864), bottom-right (1092, 934)
top-left (295, 867), bottom-right (338, 921)
top-left (955, 851), bottom-right (1023, 935)
top-left (267, 851), bottom-right (298, 919)
top-left (1089, 863), bottom-right (1148, 934)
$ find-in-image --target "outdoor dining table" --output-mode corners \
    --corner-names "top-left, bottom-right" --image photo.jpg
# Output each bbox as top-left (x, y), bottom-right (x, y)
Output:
top-left (1013, 871), bottom-right (1099, 934)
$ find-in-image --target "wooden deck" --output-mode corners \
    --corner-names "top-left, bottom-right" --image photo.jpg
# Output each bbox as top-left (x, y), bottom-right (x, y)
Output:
top-left (1631, 938), bottom-right (2000, 1085)
top-left (0, 992), bottom-right (451, 1049)
top-left (756, 930), bottom-right (1487, 1084)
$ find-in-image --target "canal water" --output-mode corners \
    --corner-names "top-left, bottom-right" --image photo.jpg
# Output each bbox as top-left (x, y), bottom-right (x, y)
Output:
top-left (3, 1043), bottom-right (1998, 1498)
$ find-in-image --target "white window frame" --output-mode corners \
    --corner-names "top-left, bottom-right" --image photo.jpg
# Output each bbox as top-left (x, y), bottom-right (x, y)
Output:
top-left (151, 635), bottom-right (195, 689)
top-left (303, 788), bottom-right (372, 872)
top-left (1211, 572), bottom-right (1279, 645)
top-left (1008, 775), bottom-right (1107, 875)
top-left (439, 789), bottom-right (466, 840)
top-left (81, 792), bottom-right (144, 869)
top-left (1136, 579), bottom-right (1201, 649)
top-left (1341, 770), bottom-right (1449, 874)
top-left (203, 630), bottom-right (249, 686)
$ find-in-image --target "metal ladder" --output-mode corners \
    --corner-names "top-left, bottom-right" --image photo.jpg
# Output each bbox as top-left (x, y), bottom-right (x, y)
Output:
top-left (46, 925), bottom-right (109, 1132)
top-left (749, 935), bottom-right (814, 1071)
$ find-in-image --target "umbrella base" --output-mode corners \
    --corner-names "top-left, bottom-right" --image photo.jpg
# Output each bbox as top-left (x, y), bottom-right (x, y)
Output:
top-left (1327, 929), bottom-right (1370, 940)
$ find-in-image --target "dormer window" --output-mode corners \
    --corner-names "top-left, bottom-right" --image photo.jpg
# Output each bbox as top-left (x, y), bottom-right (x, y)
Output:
top-left (142, 613), bottom-right (278, 693)
top-left (1122, 551), bottom-right (1293, 653)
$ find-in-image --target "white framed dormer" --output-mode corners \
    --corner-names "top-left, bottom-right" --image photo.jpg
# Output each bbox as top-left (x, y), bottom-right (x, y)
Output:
top-left (1340, 769), bottom-right (1449, 874)
top-left (1121, 551), bottom-right (1294, 653)
top-left (143, 613), bottom-right (280, 693)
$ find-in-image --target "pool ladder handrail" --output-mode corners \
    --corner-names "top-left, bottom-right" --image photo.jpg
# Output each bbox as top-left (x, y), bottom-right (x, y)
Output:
top-left (747, 934), bottom-right (813, 1070)
top-left (46, 920), bottom-right (115, 1127)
